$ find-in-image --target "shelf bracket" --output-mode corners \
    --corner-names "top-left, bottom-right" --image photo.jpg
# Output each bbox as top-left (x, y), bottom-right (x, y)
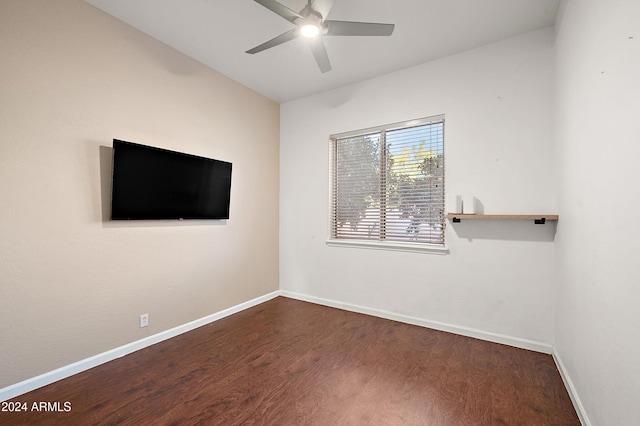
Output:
top-left (452, 217), bottom-right (461, 223)
top-left (534, 218), bottom-right (546, 224)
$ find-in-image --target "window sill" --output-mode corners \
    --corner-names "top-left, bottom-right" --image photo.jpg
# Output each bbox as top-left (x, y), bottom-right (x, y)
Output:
top-left (326, 239), bottom-right (449, 255)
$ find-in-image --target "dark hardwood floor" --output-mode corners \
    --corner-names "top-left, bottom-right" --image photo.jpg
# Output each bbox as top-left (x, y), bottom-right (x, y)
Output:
top-left (2, 297), bottom-right (579, 425)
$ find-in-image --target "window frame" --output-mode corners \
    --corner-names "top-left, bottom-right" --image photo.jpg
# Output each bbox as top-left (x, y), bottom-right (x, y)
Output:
top-left (327, 115), bottom-right (448, 255)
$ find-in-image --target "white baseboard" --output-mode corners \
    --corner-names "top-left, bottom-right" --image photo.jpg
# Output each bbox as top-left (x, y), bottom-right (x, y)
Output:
top-left (552, 347), bottom-right (591, 426)
top-left (280, 290), bottom-right (553, 354)
top-left (0, 291), bottom-right (280, 402)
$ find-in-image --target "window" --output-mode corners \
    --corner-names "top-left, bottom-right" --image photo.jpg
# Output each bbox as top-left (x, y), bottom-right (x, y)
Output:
top-left (328, 115), bottom-right (445, 253)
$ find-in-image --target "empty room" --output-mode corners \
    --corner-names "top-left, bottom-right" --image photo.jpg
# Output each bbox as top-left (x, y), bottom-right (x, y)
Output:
top-left (1, 0), bottom-right (638, 424)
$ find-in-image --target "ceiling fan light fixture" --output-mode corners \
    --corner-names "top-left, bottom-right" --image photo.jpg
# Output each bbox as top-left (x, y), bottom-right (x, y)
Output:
top-left (300, 23), bottom-right (320, 38)
top-left (246, 0), bottom-right (396, 73)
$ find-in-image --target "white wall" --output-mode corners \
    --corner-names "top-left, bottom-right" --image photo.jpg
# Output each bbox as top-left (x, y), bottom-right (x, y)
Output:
top-left (554, 0), bottom-right (640, 424)
top-left (0, 0), bottom-right (279, 389)
top-left (280, 29), bottom-right (556, 345)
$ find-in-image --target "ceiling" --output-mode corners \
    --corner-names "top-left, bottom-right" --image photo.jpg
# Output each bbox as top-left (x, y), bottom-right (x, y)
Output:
top-left (84, 0), bottom-right (561, 103)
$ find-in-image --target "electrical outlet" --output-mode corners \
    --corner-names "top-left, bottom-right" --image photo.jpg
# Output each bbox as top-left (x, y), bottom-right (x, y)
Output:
top-left (140, 313), bottom-right (149, 328)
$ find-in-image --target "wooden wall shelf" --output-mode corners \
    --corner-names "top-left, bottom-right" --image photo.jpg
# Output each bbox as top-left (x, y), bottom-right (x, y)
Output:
top-left (446, 214), bottom-right (559, 224)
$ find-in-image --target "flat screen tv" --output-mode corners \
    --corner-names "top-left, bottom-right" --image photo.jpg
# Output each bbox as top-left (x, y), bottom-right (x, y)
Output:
top-left (110, 139), bottom-right (232, 220)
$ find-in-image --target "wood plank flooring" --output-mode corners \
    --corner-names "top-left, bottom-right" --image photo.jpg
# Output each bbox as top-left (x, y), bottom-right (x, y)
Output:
top-left (1, 297), bottom-right (579, 425)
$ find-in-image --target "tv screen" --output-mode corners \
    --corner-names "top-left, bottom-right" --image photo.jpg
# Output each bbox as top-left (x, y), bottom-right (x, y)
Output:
top-left (110, 139), bottom-right (232, 220)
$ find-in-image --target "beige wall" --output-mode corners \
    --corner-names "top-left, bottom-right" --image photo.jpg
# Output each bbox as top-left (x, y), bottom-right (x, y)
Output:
top-left (0, 0), bottom-right (279, 388)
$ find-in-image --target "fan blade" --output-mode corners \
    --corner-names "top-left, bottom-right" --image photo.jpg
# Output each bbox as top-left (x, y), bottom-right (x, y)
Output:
top-left (253, 0), bottom-right (303, 23)
top-left (246, 28), bottom-right (297, 54)
top-left (325, 20), bottom-right (395, 36)
top-left (308, 37), bottom-right (331, 73)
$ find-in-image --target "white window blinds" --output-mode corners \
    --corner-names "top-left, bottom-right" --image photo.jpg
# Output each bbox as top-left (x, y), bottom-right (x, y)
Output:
top-left (329, 115), bottom-right (445, 246)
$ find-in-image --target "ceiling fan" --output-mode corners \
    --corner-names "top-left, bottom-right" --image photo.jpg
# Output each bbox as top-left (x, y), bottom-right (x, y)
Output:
top-left (246, 0), bottom-right (395, 73)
